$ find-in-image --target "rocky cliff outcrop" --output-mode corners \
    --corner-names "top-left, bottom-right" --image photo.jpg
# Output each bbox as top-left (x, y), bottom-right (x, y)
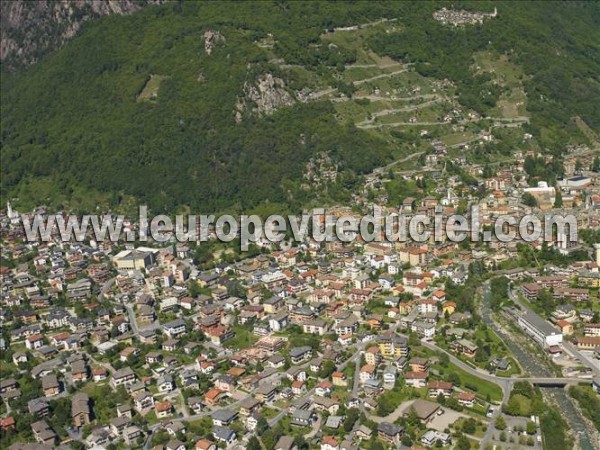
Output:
top-left (235, 73), bottom-right (296, 122)
top-left (1, 0), bottom-right (160, 70)
top-left (203, 30), bottom-right (225, 56)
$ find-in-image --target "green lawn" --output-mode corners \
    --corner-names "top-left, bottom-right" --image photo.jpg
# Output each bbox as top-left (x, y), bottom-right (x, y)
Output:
top-left (137, 74), bottom-right (168, 102)
top-left (262, 407), bottom-right (280, 419)
top-left (225, 326), bottom-right (258, 350)
top-left (452, 417), bottom-right (487, 438)
top-left (446, 363), bottom-right (503, 402)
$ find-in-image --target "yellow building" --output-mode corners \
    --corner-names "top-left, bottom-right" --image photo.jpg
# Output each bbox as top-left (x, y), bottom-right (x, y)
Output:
top-left (442, 302), bottom-right (456, 315)
top-left (112, 249), bottom-right (155, 270)
top-left (332, 372), bottom-right (348, 387)
top-left (365, 347), bottom-right (382, 366)
top-left (377, 333), bottom-right (408, 359)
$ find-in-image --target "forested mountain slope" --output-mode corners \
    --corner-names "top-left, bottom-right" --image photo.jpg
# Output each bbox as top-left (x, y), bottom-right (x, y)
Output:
top-left (0, 0), bottom-right (163, 70)
top-left (1, 1), bottom-right (599, 214)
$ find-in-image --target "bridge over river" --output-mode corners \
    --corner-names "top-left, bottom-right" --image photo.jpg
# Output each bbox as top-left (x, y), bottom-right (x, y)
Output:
top-left (481, 280), bottom-right (597, 450)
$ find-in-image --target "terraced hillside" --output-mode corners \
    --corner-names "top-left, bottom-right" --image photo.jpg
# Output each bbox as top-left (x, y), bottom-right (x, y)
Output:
top-left (1, 1), bottom-right (598, 214)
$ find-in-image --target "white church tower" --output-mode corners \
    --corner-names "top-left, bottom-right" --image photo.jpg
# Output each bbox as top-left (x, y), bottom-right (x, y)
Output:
top-left (6, 201), bottom-right (20, 224)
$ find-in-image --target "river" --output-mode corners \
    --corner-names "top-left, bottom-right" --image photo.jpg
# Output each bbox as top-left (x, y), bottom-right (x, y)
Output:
top-left (482, 284), bottom-right (597, 450)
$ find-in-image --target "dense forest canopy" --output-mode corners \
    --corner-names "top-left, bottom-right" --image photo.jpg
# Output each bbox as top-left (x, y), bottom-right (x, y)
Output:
top-left (1, 1), bottom-right (599, 214)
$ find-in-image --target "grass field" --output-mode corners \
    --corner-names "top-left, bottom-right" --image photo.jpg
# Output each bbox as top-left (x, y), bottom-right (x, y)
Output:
top-left (473, 51), bottom-right (528, 119)
top-left (447, 362), bottom-right (503, 402)
top-left (137, 74), bottom-right (168, 102)
top-left (225, 326), bottom-right (258, 350)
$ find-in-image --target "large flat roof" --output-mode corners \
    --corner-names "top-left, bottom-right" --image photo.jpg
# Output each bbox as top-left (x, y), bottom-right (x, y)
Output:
top-left (520, 307), bottom-right (561, 337)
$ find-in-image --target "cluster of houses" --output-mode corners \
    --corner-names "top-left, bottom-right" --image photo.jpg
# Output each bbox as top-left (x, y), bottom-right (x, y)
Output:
top-left (433, 7), bottom-right (498, 27)
top-left (1, 146), bottom-right (599, 448)
top-left (514, 263), bottom-right (600, 360)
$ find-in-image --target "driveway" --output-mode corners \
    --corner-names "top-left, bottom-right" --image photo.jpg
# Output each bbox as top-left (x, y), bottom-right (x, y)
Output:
top-left (428, 409), bottom-right (469, 431)
top-left (371, 399), bottom-right (416, 423)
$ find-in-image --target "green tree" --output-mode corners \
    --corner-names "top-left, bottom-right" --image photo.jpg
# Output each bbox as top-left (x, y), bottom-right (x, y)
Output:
top-left (482, 164), bottom-right (494, 178)
top-left (456, 434), bottom-right (471, 450)
top-left (436, 392), bottom-right (446, 406)
top-left (462, 418), bottom-right (477, 434)
top-left (369, 439), bottom-right (384, 450)
top-left (246, 436), bottom-right (261, 450)
top-left (401, 435), bottom-right (413, 447)
top-left (256, 415), bottom-right (269, 434)
top-left (439, 353), bottom-right (449, 367)
top-left (503, 395), bottom-right (523, 416)
top-left (343, 408), bottom-right (360, 433)
top-left (554, 190), bottom-right (563, 208)
top-left (294, 435), bottom-right (309, 450)
top-left (522, 193), bottom-right (538, 207)
top-left (526, 421), bottom-right (536, 435)
top-left (495, 416), bottom-right (507, 430)
top-left (318, 360), bottom-right (336, 378)
top-left (188, 280), bottom-right (202, 297)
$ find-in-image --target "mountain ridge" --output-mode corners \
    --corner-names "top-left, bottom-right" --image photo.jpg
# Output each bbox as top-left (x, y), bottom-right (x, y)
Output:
top-left (1, 1), bottom-right (599, 214)
top-left (0, 0), bottom-right (163, 70)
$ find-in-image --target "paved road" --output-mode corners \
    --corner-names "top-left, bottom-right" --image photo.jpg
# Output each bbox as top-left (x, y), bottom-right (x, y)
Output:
top-left (345, 62), bottom-right (404, 69)
top-left (365, 151), bottom-right (425, 181)
top-left (356, 99), bottom-right (443, 126)
top-left (331, 93), bottom-right (441, 104)
top-left (352, 350), bottom-right (362, 396)
top-left (420, 339), bottom-right (590, 405)
top-left (353, 69), bottom-right (409, 86)
top-left (143, 396), bottom-right (248, 449)
top-left (420, 340), bottom-right (512, 405)
top-left (304, 415), bottom-right (322, 439)
top-left (483, 278), bottom-right (598, 449)
top-left (357, 116), bottom-right (529, 129)
top-left (125, 304), bottom-right (140, 335)
top-left (506, 288), bottom-right (600, 378)
top-left (125, 304), bottom-right (161, 336)
top-left (268, 337), bottom-right (373, 428)
top-left (98, 277), bottom-right (115, 300)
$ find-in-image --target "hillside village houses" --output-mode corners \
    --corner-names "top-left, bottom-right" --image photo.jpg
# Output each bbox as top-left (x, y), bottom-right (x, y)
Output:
top-left (0, 143), bottom-right (599, 449)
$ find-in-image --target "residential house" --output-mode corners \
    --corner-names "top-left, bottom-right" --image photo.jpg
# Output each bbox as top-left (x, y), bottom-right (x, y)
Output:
top-left (364, 347), bottom-right (382, 367)
top-left (450, 339), bottom-right (478, 358)
top-left (155, 400), bottom-right (173, 419)
top-left (72, 392), bottom-right (91, 428)
top-left (332, 372), bottom-right (348, 387)
top-left (31, 420), bottom-right (57, 445)
top-left (321, 436), bottom-right (339, 450)
top-left (111, 367), bottom-right (136, 388)
top-left (213, 426), bottom-right (237, 445)
top-left (421, 430), bottom-right (451, 447)
top-left (41, 374), bottom-right (60, 397)
top-left (405, 371), bottom-right (428, 388)
top-left (205, 388), bottom-right (226, 406)
top-left (290, 409), bottom-right (315, 427)
top-left (378, 422), bottom-right (404, 445)
top-left (359, 365), bottom-right (376, 384)
top-left (162, 319), bottom-right (187, 338)
top-left (289, 346), bottom-right (312, 364)
top-left (408, 357), bottom-right (429, 373)
top-left (157, 374), bottom-right (175, 393)
top-left (428, 381), bottom-right (453, 398)
top-left (211, 409), bottom-right (238, 427)
top-left (457, 392), bottom-right (476, 408)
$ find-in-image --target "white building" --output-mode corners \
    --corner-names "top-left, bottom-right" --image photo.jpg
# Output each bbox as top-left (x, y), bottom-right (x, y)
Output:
top-left (516, 308), bottom-right (563, 347)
